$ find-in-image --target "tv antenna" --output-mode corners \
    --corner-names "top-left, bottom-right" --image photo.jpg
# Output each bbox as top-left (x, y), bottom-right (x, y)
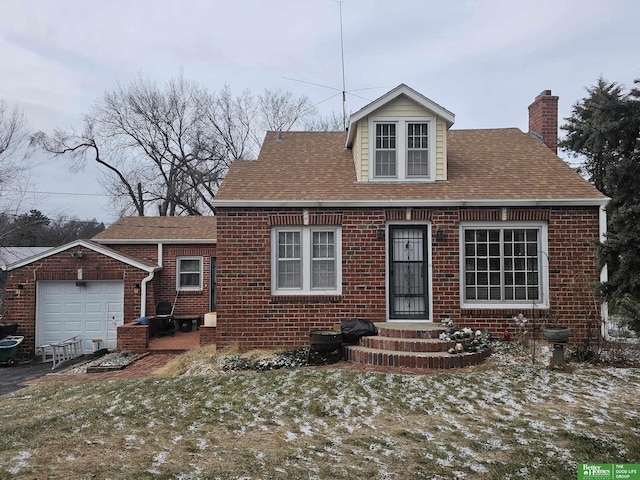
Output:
top-left (284, 1), bottom-right (390, 130)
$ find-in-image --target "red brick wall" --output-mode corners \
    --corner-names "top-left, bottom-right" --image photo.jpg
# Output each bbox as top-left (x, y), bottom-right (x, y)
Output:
top-left (117, 323), bottom-right (148, 352)
top-left (215, 206), bottom-right (602, 350)
top-left (109, 243), bottom-right (216, 318)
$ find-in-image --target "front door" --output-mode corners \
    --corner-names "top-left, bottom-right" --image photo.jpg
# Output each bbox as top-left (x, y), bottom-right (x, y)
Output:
top-left (389, 225), bottom-right (429, 320)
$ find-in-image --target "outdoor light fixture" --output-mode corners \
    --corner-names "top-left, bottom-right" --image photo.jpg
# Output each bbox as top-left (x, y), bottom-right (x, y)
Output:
top-left (376, 228), bottom-right (385, 241)
top-left (436, 229), bottom-right (445, 241)
top-left (133, 283), bottom-right (141, 294)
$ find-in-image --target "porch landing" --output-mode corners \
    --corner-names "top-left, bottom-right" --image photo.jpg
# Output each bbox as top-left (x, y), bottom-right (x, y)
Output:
top-left (344, 322), bottom-right (491, 370)
top-left (147, 330), bottom-right (200, 353)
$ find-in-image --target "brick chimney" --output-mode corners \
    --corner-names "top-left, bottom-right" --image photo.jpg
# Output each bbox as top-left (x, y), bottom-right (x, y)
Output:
top-left (528, 89), bottom-right (559, 154)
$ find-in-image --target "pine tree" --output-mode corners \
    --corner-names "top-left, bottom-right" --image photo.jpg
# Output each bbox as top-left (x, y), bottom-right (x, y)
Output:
top-left (561, 77), bottom-right (640, 332)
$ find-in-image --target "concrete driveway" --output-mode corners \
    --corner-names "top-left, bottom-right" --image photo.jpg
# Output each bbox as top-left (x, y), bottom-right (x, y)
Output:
top-left (0, 359), bottom-right (53, 395)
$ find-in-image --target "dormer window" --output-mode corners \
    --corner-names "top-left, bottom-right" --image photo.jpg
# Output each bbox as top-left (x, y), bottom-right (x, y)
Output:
top-left (370, 118), bottom-right (435, 181)
top-left (375, 123), bottom-right (397, 177)
top-left (407, 123), bottom-right (429, 176)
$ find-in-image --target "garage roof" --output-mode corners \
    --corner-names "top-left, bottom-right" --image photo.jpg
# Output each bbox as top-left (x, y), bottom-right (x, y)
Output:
top-left (92, 216), bottom-right (217, 244)
top-left (6, 239), bottom-right (161, 272)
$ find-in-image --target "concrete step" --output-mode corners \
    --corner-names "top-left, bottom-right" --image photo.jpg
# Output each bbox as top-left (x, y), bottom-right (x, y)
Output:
top-left (344, 345), bottom-right (491, 370)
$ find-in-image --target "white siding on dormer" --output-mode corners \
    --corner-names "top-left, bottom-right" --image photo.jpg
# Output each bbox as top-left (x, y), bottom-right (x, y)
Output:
top-left (374, 96), bottom-right (429, 118)
top-left (354, 95), bottom-right (448, 182)
top-left (436, 117), bottom-right (446, 181)
top-left (352, 124), bottom-right (362, 180)
top-left (360, 121), bottom-right (369, 180)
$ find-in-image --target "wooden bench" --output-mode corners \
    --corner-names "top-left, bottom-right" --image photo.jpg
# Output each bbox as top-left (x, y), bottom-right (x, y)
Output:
top-left (38, 336), bottom-right (84, 369)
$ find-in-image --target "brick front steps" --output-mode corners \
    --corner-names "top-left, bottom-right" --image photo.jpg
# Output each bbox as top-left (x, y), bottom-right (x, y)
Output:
top-left (343, 322), bottom-right (491, 370)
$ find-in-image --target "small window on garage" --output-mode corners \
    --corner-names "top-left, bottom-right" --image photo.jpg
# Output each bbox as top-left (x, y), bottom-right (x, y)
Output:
top-left (177, 256), bottom-right (203, 291)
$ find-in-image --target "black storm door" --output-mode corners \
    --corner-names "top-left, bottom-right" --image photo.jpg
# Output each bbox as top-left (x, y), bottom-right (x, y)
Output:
top-left (389, 226), bottom-right (429, 319)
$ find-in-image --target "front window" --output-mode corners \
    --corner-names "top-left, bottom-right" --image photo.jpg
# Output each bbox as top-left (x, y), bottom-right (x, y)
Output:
top-left (461, 224), bottom-right (548, 308)
top-left (272, 227), bottom-right (341, 295)
top-left (277, 231), bottom-right (301, 288)
top-left (177, 256), bottom-right (203, 291)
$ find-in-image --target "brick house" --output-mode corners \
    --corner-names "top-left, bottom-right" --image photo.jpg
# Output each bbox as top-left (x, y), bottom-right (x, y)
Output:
top-left (4, 216), bottom-right (217, 356)
top-left (211, 84), bottom-right (608, 352)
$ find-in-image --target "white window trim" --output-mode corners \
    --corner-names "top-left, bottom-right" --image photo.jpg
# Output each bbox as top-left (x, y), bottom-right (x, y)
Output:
top-left (176, 256), bottom-right (203, 291)
top-left (271, 226), bottom-right (342, 295)
top-left (369, 117), bottom-right (436, 182)
top-left (459, 221), bottom-right (550, 309)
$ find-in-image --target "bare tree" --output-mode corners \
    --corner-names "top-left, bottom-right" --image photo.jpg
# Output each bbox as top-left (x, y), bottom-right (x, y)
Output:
top-left (0, 100), bottom-right (33, 218)
top-left (0, 100), bottom-right (27, 162)
top-left (33, 75), bottom-right (318, 216)
top-left (304, 111), bottom-right (346, 132)
top-left (259, 88), bottom-right (317, 133)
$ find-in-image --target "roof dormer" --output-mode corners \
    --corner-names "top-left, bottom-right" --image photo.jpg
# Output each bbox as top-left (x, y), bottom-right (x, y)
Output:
top-left (345, 84), bottom-right (455, 183)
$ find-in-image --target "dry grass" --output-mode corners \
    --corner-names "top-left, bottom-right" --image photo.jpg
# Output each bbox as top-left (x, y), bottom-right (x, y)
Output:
top-left (0, 346), bottom-right (639, 479)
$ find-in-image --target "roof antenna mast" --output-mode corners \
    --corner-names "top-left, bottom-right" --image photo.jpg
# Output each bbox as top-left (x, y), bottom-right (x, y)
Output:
top-left (339, 1), bottom-right (347, 130)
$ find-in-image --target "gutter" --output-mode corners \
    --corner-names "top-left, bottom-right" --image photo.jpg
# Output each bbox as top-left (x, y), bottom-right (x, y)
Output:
top-left (213, 198), bottom-right (610, 208)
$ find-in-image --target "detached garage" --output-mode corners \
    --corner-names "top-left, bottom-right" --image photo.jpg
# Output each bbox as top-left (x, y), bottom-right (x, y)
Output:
top-left (4, 239), bottom-right (160, 357)
top-left (37, 280), bottom-right (124, 353)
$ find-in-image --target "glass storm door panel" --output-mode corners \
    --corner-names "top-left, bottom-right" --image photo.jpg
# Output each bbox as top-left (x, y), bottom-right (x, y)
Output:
top-left (389, 226), bottom-right (429, 319)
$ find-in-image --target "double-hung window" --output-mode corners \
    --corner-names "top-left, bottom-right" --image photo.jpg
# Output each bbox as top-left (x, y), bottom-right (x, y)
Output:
top-left (177, 256), bottom-right (203, 291)
top-left (461, 223), bottom-right (549, 308)
top-left (272, 226), bottom-right (342, 295)
top-left (374, 123), bottom-right (397, 177)
top-left (372, 119), bottom-right (433, 180)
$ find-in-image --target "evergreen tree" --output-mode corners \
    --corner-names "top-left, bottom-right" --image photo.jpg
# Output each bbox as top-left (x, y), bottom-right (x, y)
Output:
top-left (561, 77), bottom-right (640, 332)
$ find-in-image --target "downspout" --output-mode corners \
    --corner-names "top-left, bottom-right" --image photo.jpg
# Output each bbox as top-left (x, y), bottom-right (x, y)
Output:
top-left (139, 243), bottom-right (163, 318)
top-left (599, 205), bottom-right (611, 340)
top-left (139, 271), bottom-right (155, 318)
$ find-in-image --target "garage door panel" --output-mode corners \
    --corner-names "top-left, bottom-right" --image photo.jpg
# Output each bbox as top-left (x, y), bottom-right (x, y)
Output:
top-left (84, 321), bottom-right (104, 333)
top-left (65, 303), bottom-right (83, 314)
top-left (85, 302), bottom-right (104, 314)
top-left (38, 281), bottom-right (124, 353)
top-left (44, 321), bottom-right (61, 333)
top-left (43, 303), bottom-right (63, 314)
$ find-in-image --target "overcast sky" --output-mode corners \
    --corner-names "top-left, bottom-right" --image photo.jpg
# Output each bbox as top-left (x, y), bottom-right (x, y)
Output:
top-left (1, 0), bottom-right (639, 224)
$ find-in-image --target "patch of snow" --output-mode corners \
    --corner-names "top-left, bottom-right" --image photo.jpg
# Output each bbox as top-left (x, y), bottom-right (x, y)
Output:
top-left (7, 450), bottom-right (31, 475)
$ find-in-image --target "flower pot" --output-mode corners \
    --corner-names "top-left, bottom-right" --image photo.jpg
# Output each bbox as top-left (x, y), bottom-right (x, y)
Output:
top-left (542, 326), bottom-right (571, 343)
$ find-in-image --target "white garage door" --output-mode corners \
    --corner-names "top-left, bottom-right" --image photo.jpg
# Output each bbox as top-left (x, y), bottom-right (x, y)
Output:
top-left (37, 281), bottom-right (125, 353)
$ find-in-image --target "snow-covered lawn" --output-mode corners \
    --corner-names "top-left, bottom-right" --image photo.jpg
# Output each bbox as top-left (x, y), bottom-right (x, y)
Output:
top-left (0, 353), bottom-right (638, 479)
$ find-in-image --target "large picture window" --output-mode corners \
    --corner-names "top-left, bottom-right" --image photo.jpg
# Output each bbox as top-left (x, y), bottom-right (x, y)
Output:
top-left (177, 256), bottom-right (203, 291)
top-left (272, 226), bottom-right (342, 295)
top-left (461, 223), bottom-right (548, 308)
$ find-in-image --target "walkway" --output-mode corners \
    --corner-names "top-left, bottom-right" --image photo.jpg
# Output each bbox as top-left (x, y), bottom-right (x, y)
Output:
top-left (23, 353), bottom-right (178, 387)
